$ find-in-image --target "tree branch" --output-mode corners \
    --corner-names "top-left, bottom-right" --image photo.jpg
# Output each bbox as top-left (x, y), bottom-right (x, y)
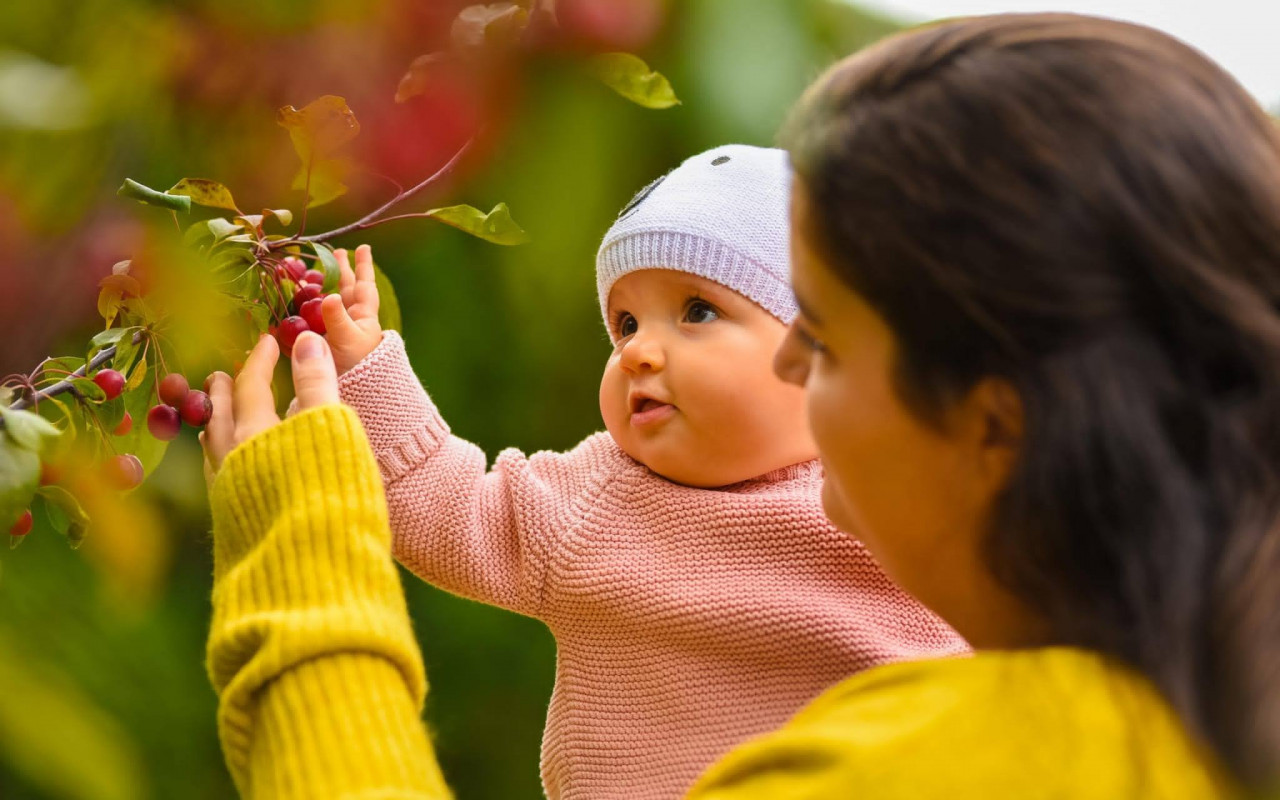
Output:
top-left (277, 137), bottom-right (474, 247)
top-left (7, 331), bottom-right (147, 415)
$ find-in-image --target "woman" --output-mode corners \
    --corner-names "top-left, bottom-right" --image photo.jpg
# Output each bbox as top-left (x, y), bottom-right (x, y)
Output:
top-left (203, 13), bottom-right (1278, 797)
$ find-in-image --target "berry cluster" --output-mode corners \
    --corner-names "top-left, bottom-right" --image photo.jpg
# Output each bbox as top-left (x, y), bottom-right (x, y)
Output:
top-left (9, 365), bottom-right (220, 540)
top-left (269, 256), bottom-right (331, 356)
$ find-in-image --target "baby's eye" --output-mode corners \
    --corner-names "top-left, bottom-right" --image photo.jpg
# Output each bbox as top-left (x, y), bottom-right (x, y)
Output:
top-left (616, 313), bottom-right (638, 338)
top-left (685, 300), bottom-right (719, 324)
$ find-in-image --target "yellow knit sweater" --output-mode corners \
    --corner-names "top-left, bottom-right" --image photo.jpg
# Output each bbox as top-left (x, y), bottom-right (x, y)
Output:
top-left (207, 406), bottom-right (1228, 799)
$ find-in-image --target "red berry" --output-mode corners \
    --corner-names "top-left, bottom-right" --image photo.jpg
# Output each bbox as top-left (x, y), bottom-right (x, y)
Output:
top-left (299, 297), bottom-right (327, 335)
top-left (104, 454), bottom-right (144, 490)
top-left (180, 390), bottom-right (212, 427)
top-left (303, 269), bottom-right (326, 287)
top-left (146, 404), bottom-right (181, 440)
top-left (9, 509), bottom-right (32, 537)
top-left (276, 316), bottom-right (310, 357)
top-left (93, 369), bottom-right (125, 400)
top-left (281, 256), bottom-right (307, 282)
top-left (292, 283), bottom-right (322, 312)
top-left (158, 373), bottom-right (189, 408)
top-left (112, 411), bottom-right (133, 436)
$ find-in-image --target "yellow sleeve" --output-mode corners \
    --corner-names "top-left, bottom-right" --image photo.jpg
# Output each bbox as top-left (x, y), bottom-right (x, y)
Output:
top-left (207, 404), bottom-right (452, 799)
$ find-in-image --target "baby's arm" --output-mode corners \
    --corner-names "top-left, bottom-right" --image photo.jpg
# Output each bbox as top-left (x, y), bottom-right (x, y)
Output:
top-left (308, 244), bottom-right (613, 616)
top-left (335, 332), bottom-right (612, 617)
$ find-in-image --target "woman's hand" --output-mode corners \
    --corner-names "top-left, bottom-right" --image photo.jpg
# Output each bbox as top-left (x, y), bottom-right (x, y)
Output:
top-left (200, 330), bottom-right (341, 482)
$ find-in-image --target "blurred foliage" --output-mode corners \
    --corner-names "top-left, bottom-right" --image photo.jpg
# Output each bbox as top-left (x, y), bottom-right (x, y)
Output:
top-left (0, 0), bottom-right (899, 797)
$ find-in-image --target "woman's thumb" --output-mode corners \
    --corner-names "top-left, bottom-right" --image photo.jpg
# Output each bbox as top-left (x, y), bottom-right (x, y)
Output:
top-left (291, 332), bottom-right (341, 410)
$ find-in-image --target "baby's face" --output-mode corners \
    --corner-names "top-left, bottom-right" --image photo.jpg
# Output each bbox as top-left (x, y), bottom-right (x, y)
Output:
top-left (600, 270), bottom-right (817, 487)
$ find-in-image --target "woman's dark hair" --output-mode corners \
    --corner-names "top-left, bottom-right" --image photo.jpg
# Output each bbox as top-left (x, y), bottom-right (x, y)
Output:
top-left (784, 12), bottom-right (1280, 788)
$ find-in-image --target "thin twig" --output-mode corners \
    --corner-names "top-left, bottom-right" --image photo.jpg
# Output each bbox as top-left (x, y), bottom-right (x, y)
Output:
top-left (280, 137), bottom-right (474, 247)
top-left (6, 330), bottom-right (146, 415)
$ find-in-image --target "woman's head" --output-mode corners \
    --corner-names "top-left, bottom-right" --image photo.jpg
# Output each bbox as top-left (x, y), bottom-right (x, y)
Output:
top-left (776, 12), bottom-right (1280, 787)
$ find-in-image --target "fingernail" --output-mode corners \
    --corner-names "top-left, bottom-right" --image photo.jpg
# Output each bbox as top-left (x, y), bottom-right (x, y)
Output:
top-left (294, 331), bottom-right (324, 362)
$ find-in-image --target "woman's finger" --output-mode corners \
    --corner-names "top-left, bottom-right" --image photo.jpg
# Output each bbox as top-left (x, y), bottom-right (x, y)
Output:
top-left (204, 371), bottom-right (236, 471)
top-left (291, 332), bottom-right (341, 410)
top-left (232, 334), bottom-right (281, 441)
top-left (337, 248), bottom-right (357, 308)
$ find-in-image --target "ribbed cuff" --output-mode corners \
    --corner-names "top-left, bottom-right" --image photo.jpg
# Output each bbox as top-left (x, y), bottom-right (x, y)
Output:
top-left (596, 229), bottom-right (799, 328)
top-left (337, 330), bottom-right (452, 483)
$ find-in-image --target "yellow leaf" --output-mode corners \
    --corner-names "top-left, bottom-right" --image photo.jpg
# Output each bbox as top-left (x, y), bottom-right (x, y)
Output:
top-left (591, 52), bottom-right (680, 110)
top-left (292, 157), bottom-right (352, 209)
top-left (276, 95), bottom-right (360, 165)
top-left (167, 178), bottom-right (240, 213)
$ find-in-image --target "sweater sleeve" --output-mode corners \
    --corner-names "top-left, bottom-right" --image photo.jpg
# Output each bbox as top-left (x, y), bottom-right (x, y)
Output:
top-left (207, 404), bottom-right (452, 800)
top-left (336, 330), bottom-right (618, 617)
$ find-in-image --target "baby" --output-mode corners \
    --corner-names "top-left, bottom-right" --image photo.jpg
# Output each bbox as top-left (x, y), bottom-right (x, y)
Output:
top-left (316, 145), bottom-right (965, 800)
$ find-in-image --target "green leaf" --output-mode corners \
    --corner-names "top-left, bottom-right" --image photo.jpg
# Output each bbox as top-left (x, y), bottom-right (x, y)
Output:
top-left (97, 396), bottom-right (125, 434)
top-left (0, 437), bottom-right (39, 531)
top-left (167, 178), bottom-right (240, 213)
top-left (89, 328), bottom-right (129, 349)
top-left (277, 95), bottom-right (360, 165)
top-left (590, 53), bottom-right (680, 110)
top-left (263, 208), bottom-right (293, 227)
top-left (70, 378), bottom-right (107, 404)
top-left (40, 356), bottom-right (84, 381)
top-left (112, 334), bottom-right (139, 373)
top-left (373, 261), bottom-right (402, 334)
top-left (206, 218), bottom-right (239, 241)
top-left (425, 202), bottom-right (530, 245)
top-left (291, 157), bottom-right (352, 209)
top-left (37, 484), bottom-right (89, 537)
top-left (113, 366), bottom-right (168, 477)
top-left (311, 242), bottom-right (340, 292)
top-left (116, 178), bottom-right (192, 213)
top-left (0, 406), bottom-right (61, 454)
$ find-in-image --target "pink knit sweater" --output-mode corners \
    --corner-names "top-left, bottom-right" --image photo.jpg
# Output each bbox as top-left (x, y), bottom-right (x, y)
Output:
top-left (336, 331), bottom-right (968, 800)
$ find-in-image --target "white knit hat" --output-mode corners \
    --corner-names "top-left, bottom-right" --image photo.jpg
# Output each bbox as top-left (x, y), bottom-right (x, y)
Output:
top-left (596, 144), bottom-right (797, 330)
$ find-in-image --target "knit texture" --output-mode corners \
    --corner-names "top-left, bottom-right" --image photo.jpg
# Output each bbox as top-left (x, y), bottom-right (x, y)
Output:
top-left (204, 407), bottom-right (1228, 800)
top-left (596, 144), bottom-right (798, 328)
top-left (691, 647), bottom-right (1229, 799)
top-left (338, 331), bottom-right (968, 800)
top-left (207, 405), bottom-right (451, 799)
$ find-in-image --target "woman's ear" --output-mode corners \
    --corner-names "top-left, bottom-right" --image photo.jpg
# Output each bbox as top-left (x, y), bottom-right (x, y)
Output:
top-left (961, 376), bottom-right (1024, 490)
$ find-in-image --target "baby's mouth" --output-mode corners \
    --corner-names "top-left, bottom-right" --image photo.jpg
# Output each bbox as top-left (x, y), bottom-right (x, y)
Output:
top-left (628, 392), bottom-right (677, 426)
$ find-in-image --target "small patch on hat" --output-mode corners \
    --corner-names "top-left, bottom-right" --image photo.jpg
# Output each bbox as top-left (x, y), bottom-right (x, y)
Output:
top-left (617, 173), bottom-right (669, 221)
top-left (711, 156), bottom-right (730, 165)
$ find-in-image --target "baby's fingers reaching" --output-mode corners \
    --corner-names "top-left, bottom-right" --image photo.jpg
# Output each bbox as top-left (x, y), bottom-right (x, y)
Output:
top-left (350, 244), bottom-right (380, 321)
top-left (337, 248), bottom-right (357, 307)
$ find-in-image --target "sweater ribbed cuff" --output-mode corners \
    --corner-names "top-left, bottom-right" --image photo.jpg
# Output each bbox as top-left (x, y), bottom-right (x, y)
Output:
top-left (337, 330), bottom-right (452, 484)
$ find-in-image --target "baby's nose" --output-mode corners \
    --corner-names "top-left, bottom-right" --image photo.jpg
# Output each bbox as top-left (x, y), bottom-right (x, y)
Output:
top-left (620, 332), bottom-right (666, 372)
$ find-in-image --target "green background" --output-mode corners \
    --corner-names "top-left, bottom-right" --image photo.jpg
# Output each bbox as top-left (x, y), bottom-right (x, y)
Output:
top-left (0, 1), bottom-right (898, 797)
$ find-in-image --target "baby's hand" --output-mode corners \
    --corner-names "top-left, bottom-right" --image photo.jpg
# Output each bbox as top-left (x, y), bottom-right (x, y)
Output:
top-left (320, 244), bottom-right (384, 375)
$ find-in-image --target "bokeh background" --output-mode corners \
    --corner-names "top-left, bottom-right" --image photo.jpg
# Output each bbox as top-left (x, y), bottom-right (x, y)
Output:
top-left (0, 1), bottom-right (899, 798)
